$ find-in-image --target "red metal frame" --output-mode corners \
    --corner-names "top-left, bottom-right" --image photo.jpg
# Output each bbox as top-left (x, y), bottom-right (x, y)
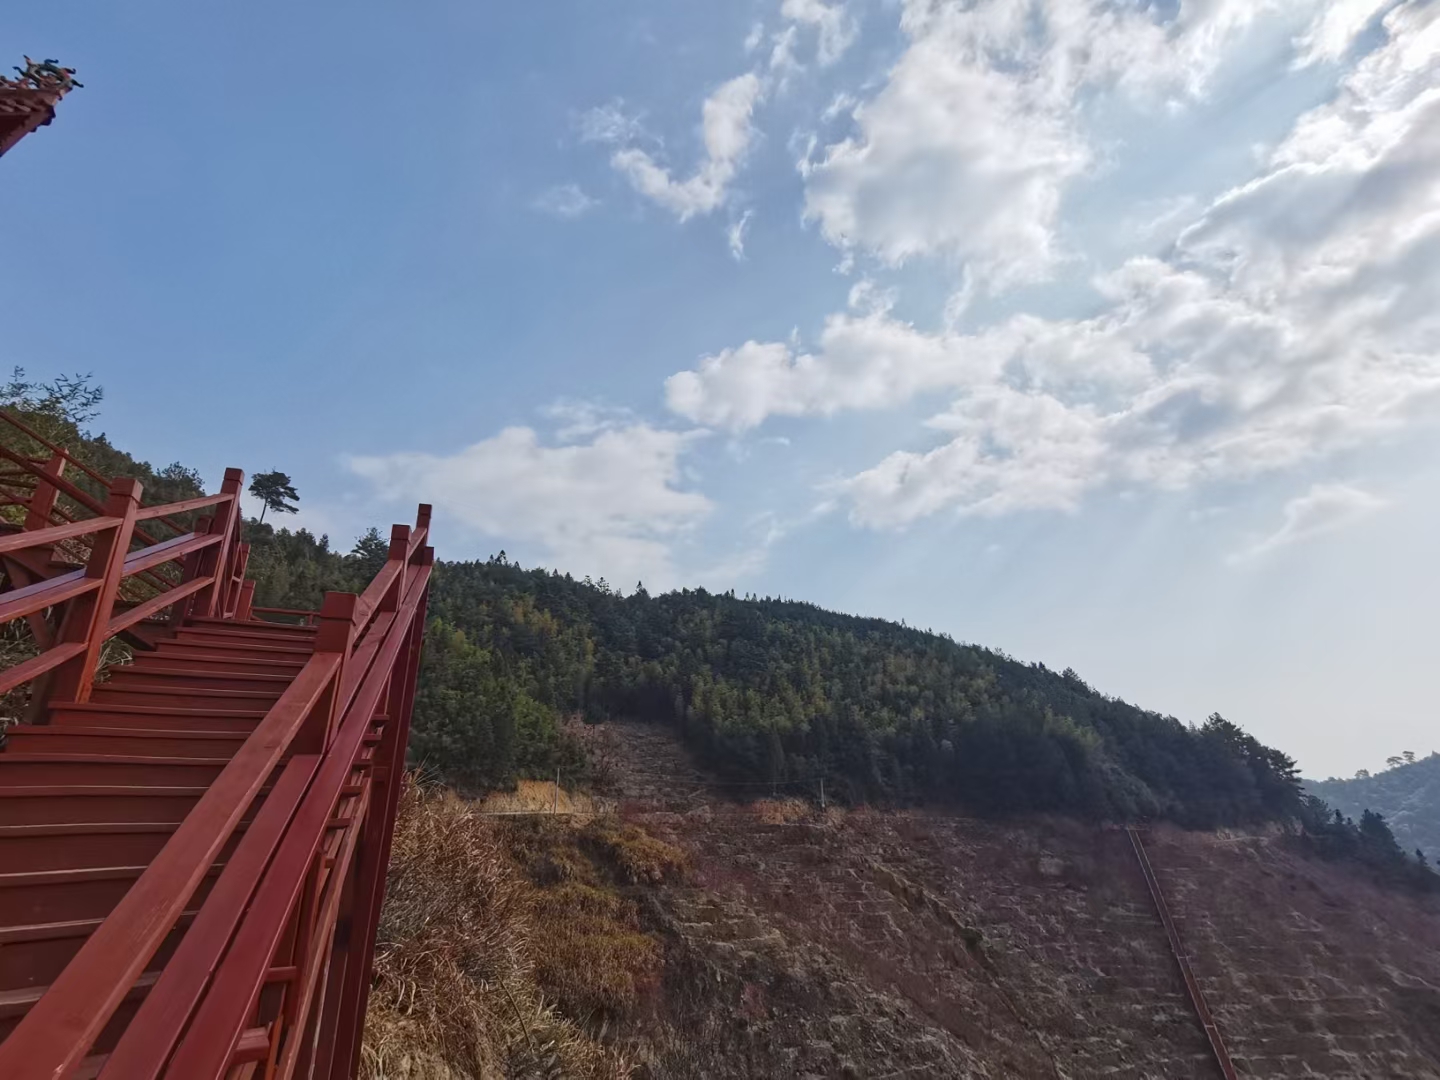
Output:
top-left (0, 446), bottom-right (433, 1078)
top-left (1127, 827), bottom-right (1239, 1080)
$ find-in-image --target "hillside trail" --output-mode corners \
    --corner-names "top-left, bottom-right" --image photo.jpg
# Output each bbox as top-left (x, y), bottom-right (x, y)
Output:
top-left (578, 719), bottom-right (1440, 1080)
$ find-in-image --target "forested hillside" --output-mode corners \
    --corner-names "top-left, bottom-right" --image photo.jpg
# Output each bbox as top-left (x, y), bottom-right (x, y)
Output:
top-left (1, 372), bottom-right (1431, 889)
top-left (1309, 754), bottom-right (1440, 860)
top-left (417, 557), bottom-right (1305, 828)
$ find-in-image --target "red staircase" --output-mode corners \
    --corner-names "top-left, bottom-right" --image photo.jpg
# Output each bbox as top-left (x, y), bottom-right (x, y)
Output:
top-left (0, 423), bottom-right (431, 1078)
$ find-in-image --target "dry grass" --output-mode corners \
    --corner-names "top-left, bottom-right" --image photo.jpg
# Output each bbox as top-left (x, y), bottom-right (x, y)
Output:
top-left (478, 779), bottom-right (611, 817)
top-left (362, 777), bottom-right (633, 1080)
top-left (581, 819), bottom-right (689, 886)
top-left (749, 797), bottom-right (814, 825)
top-left (491, 815), bottom-right (681, 1029)
top-left (530, 882), bottom-right (661, 1025)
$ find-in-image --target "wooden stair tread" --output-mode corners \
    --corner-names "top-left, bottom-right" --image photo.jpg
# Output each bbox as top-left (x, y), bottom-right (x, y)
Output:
top-left (157, 639), bottom-right (313, 655)
top-left (0, 865), bottom-right (156, 888)
top-left (0, 754), bottom-right (233, 766)
top-left (0, 862), bottom-right (224, 887)
top-left (0, 970), bottom-right (159, 1019)
top-left (0, 785), bottom-right (212, 797)
top-left (111, 666), bottom-right (294, 678)
top-left (0, 822), bottom-right (186, 838)
top-left (0, 917), bottom-right (112, 944)
top-left (128, 656), bottom-right (306, 671)
top-left (93, 686), bottom-right (282, 699)
top-left (50, 703), bottom-right (270, 718)
top-left (6, 727), bottom-right (248, 740)
top-left (187, 616), bottom-right (316, 633)
top-left (0, 910), bottom-right (198, 946)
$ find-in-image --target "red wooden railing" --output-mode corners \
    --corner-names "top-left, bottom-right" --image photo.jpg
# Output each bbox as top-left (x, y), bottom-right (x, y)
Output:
top-left (0, 469), bottom-right (247, 704)
top-left (0, 445), bottom-right (433, 1078)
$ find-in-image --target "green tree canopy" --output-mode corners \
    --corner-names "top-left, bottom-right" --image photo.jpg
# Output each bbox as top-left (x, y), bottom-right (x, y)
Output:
top-left (350, 527), bottom-right (389, 584)
top-left (249, 470), bottom-right (299, 522)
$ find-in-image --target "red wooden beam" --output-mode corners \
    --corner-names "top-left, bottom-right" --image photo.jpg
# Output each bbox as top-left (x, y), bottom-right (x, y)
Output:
top-left (133, 492), bottom-right (234, 522)
top-left (0, 514), bottom-right (122, 555)
top-left (0, 568), bottom-right (100, 626)
top-left (49, 479), bottom-right (143, 705)
top-left (326, 585), bottom-right (430, 1080)
top-left (97, 756), bottom-right (321, 1079)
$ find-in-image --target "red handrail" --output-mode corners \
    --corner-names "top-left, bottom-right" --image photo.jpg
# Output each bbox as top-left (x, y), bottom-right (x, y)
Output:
top-left (0, 438), bottom-right (226, 597)
top-left (0, 514), bottom-right (122, 552)
top-left (0, 474), bottom-right (244, 704)
top-left (0, 651), bottom-right (346, 1077)
top-left (0, 408), bottom-right (199, 539)
top-left (161, 552), bottom-right (430, 1077)
top-left (0, 435), bottom-right (432, 1078)
top-left (0, 502), bottom-right (432, 1079)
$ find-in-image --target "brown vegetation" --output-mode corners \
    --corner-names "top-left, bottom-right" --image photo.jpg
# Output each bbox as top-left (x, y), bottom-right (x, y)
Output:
top-left (361, 779), bottom-right (639, 1080)
top-left (366, 724), bottom-right (1440, 1079)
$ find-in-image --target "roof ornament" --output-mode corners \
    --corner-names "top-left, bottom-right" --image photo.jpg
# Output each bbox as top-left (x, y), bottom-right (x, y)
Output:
top-left (2, 57), bottom-right (82, 93)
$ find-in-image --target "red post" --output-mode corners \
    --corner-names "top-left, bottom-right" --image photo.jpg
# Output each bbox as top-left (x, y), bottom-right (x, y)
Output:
top-left (296, 592), bottom-right (356, 754)
top-left (192, 468), bottom-right (244, 618)
top-left (225, 542), bottom-right (251, 618)
top-left (47, 477), bottom-right (143, 705)
top-left (327, 548), bottom-right (432, 1080)
top-left (237, 579), bottom-right (256, 622)
top-left (168, 513), bottom-right (210, 629)
top-left (11, 450), bottom-right (68, 652)
top-left (22, 450), bottom-right (66, 531)
top-left (381, 525), bottom-right (410, 613)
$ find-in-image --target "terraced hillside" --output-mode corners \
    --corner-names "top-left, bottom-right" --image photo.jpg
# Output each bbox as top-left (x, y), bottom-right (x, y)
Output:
top-left (587, 720), bottom-right (1440, 1079)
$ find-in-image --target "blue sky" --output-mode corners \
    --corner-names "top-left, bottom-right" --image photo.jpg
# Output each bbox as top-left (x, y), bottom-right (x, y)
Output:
top-left (5, 0), bottom-right (1438, 777)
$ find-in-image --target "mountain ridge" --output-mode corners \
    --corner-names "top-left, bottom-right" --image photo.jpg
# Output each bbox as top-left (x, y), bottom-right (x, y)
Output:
top-left (1307, 754), bottom-right (1440, 860)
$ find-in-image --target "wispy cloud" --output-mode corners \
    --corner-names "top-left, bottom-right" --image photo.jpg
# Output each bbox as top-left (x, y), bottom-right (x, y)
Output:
top-left (665, 4), bottom-right (1440, 530)
top-left (540, 399), bottom-right (636, 441)
top-left (608, 73), bottom-right (765, 221)
top-left (577, 101), bottom-right (649, 145)
top-left (1230, 484), bottom-right (1388, 563)
top-left (728, 210), bottom-right (754, 260)
top-left (531, 183), bottom-right (598, 219)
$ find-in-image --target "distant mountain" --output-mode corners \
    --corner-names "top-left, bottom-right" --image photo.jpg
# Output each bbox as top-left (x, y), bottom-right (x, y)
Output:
top-left (1308, 754), bottom-right (1440, 860)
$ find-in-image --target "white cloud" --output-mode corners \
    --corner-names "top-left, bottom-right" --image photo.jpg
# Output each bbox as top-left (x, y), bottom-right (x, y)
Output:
top-left (609, 73), bottom-right (765, 221)
top-left (744, 22), bottom-right (766, 54)
top-left (665, 312), bottom-right (1000, 430)
top-left (531, 183), bottom-right (598, 219)
top-left (668, 3), bottom-right (1440, 528)
top-left (780, 0), bottom-right (858, 66)
top-left (821, 92), bottom-right (856, 123)
top-left (347, 425), bottom-right (712, 589)
top-left (800, 0), bottom-right (1295, 285)
top-left (1296, 0), bottom-right (1398, 64)
top-left (768, 25), bottom-right (802, 80)
top-left (578, 101), bottom-right (649, 145)
top-left (1231, 483), bottom-right (1388, 561)
top-left (539, 399), bottom-right (635, 441)
top-left (728, 210), bottom-right (754, 260)
top-left (664, 302), bottom-right (1147, 432)
top-left (845, 386), bottom-right (1109, 525)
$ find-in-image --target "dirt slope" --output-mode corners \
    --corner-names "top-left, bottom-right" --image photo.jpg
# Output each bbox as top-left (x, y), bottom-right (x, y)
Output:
top-left (583, 720), bottom-right (1440, 1080)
